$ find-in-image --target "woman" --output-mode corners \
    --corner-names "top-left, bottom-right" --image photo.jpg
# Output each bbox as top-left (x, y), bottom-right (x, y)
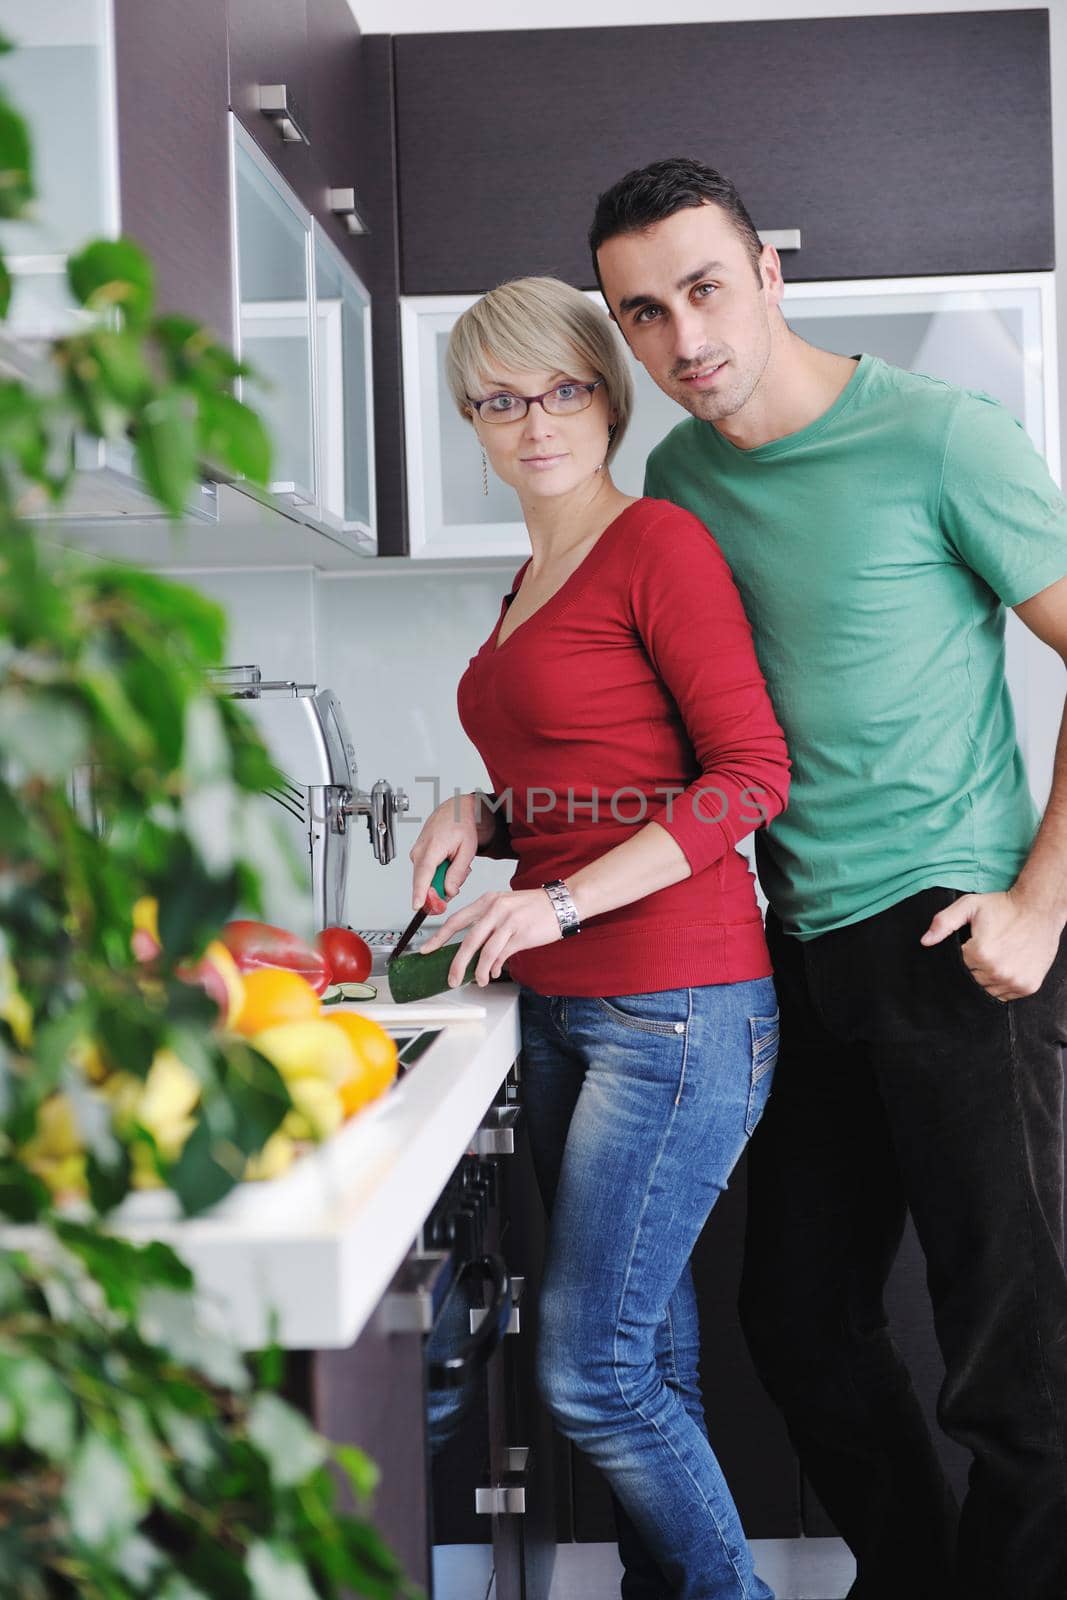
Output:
top-left (409, 276), bottom-right (789, 1600)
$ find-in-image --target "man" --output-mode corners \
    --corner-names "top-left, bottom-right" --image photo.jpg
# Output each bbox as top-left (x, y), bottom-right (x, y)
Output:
top-left (591, 157), bottom-right (1067, 1600)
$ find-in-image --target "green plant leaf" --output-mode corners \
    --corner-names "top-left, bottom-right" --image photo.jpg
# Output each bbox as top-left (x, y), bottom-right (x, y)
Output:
top-left (133, 385), bottom-right (197, 518)
top-left (86, 1141), bottom-right (133, 1215)
top-left (157, 1403), bottom-right (216, 1474)
top-left (0, 1156), bottom-right (49, 1221)
top-left (0, 99), bottom-right (33, 219)
top-left (96, 564), bottom-right (227, 667)
top-left (154, 314), bottom-right (250, 389)
top-left (165, 1112), bottom-right (241, 1215)
top-left (156, 845), bottom-right (240, 958)
top-left (247, 1393), bottom-right (328, 1488)
top-left (246, 1541), bottom-right (321, 1600)
top-left (334, 1442), bottom-right (380, 1503)
top-left (254, 1335), bottom-right (284, 1393)
top-left (64, 1430), bottom-right (146, 1550)
top-left (0, 1353), bottom-right (77, 1461)
top-left (67, 237), bottom-right (154, 325)
top-left (221, 1041), bottom-right (291, 1156)
top-left (198, 391), bottom-right (272, 484)
top-left (156, 1580), bottom-right (212, 1600)
top-left (0, 379), bottom-right (51, 486)
top-left (138, 1286), bottom-right (249, 1392)
top-left (55, 1222), bottom-right (193, 1316)
top-left (0, 256), bottom-right (10, 320)
top-left (114, 1532), bottom-right (166, 1588)
top-left (0, 687), bottom-right (89, 779)
top-left (89, 329), bottom-right (153, 408)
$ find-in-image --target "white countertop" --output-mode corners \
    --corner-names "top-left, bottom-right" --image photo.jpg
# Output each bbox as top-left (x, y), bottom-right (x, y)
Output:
top-left (3, 985), bottom-right (521, 1351)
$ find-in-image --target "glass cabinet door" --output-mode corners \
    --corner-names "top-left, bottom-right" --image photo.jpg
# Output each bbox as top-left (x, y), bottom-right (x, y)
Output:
top-left (232, 120), bottom-right (315, 507)
top-left (402, 297), bottom-right (527, 559)
top-left (404, 274), bottom-right (1058, 560)
top-left (312, 225), bottom-right (376, 550)
top-left (609, 273), bottom-right (1058, 492)
top-left (0, 0), bottom-right (118, 341)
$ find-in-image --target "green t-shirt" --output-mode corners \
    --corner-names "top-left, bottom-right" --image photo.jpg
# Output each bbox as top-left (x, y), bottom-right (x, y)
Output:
top-left (644, 353), bottom-right (1067, 940)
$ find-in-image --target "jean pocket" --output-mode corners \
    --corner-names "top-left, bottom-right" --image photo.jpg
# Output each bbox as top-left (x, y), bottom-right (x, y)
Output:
top-left (943, 891), bottom-right (1007, 1010)
top-left (593, 989), bottom-right (690, 1038)
top-left (746, 1011), bottom-right (780, 1135)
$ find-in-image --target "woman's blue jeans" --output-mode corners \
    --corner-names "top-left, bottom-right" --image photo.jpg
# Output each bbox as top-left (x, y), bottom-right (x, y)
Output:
top-left (519, 978), bottom-right (780, 1600)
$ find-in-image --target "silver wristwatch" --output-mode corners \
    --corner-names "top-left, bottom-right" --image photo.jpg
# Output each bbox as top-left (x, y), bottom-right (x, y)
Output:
top-left (542, 879), bottom-right (581, 938)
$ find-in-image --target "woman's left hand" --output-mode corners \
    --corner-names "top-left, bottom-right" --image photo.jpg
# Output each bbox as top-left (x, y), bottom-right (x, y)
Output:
top-left (418, 889), bottom-right (563, 986)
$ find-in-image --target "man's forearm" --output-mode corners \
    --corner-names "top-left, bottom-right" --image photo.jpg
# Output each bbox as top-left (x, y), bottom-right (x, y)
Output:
top-left (1012, 695), bottom-right (1067, 931)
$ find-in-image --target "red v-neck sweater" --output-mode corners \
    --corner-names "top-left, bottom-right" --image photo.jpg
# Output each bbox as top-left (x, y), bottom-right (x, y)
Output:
top-left (457, 498), bottom-right (790, 997)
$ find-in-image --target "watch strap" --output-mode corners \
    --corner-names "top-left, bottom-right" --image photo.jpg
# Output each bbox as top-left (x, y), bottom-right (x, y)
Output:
top-left (542, 879), bottom-right (581, 938)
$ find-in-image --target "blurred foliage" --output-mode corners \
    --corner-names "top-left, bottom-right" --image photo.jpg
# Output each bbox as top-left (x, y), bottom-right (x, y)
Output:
top-left (0, 37), bottom-right (415, 1600)
top-left (0, 1231), bottom-right (411, 1600)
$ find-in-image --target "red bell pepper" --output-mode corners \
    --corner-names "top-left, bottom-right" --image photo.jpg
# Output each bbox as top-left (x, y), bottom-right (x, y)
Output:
top-left (221, 919), bottom-right (332, 995)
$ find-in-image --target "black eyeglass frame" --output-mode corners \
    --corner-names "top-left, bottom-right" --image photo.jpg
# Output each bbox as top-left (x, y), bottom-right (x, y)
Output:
top-left (465, 377), bottom-right (606, 424)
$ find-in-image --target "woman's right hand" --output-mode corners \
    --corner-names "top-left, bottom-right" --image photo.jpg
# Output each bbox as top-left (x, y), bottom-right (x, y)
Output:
top-left (409, 791), bottom-right (484, 913)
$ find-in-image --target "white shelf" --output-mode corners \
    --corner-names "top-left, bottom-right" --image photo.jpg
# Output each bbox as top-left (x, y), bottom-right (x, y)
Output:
top-left (0, 986), bottom-right (521, 1351)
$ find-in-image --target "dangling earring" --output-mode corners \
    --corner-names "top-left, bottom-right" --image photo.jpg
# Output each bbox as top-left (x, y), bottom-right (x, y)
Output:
top-left (595, 421), bottom-right (617, 474)
top-left (480, 447), bottom-right (488, 497)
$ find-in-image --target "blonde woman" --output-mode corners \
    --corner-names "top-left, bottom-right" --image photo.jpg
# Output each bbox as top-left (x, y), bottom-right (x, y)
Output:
top-left (410, 277), bottom-right (789, 1600)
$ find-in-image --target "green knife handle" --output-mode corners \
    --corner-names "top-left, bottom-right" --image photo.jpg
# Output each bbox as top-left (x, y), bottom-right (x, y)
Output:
top-left (430, 860), bottom-right (450, 899)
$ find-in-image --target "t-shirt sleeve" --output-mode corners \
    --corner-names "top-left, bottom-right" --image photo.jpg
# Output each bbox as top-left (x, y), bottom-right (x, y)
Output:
top-left (628, 508), bottom-right (791, 875)
top-left (643, 447), bottom-right (667, 501)
top-left (939, 393), bottom-right (1067, 607)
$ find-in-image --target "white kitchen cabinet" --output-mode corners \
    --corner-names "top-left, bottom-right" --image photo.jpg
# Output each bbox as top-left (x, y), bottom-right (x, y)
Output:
top-left (403, 274), bottom-right (1059, 561)
top-left (0, 0), bottom-right (224, 527)
top-left (232, 120), bottom-right (317, 508)
top-left (312, 224), bottom-right (376, 550)
top-left (231, 118), bottom-right (377, 553)
top-left (0, 0), bottom-right (118, 343)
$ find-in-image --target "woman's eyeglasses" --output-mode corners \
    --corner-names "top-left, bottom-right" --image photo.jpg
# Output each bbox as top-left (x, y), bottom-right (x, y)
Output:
top-left (467, 378), bottom-right (604, 424)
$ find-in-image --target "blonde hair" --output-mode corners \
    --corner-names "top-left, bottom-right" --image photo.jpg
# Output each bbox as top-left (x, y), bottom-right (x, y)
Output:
top-left (445, 276), bottom-right (633, 464)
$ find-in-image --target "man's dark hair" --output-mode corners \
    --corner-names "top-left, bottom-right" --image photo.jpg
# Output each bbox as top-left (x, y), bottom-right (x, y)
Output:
top-left (589, 157), bottom-right (764, 297)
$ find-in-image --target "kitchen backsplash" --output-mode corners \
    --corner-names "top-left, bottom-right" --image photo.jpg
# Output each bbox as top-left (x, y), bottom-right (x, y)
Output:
top-left (182, 563), bottom-right (520, 929)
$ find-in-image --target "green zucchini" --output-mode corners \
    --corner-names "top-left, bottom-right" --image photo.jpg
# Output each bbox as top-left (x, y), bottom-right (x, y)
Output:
top-left (387, 942), bottom-right (475, 1004)
top-left (322, 981), bottom-right (377, 1004)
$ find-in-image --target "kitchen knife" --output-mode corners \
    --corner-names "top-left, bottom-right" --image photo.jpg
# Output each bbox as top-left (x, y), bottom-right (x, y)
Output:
top-left (389, 859), bottom-right (451, 965)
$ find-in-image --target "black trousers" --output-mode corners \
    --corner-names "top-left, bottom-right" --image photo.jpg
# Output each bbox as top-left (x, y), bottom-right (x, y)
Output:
top-left (738, 886), bottom-right (1067, 1599)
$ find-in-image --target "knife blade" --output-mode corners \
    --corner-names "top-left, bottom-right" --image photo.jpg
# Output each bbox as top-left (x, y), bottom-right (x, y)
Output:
top-left (389, 859), bottom-right (451, 965)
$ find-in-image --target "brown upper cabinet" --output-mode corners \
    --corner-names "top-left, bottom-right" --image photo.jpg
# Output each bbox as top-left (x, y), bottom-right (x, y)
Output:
top-left (393, 10), bottom-right (1054, 293)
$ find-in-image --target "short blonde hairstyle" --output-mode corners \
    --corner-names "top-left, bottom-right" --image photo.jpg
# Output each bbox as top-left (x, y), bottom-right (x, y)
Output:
top-left (445, 276), bottom-right (633, 464)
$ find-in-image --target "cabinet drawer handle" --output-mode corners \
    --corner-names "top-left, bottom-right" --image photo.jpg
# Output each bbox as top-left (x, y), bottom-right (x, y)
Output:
top-left (259, 84), bottom-right (310, 146)
top-left (470, 1273), bottom-right (524, 1336)
top-left (758, 228), bottom-right (802, 251)
top-left (475, 1446), bottom-right (530, 1515)
top-left (473, 1103), bottom-right (521, 1156)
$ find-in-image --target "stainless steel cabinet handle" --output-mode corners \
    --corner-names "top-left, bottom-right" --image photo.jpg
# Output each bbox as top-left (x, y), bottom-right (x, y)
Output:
top-left (473, 1103), bottom-right (521, 1156)
top-left (475, 1446), bottom-right (530, 1515)
top-left (259, 84), bottom-right (310, 146)
top-left (327, 188), bottom-right (369, 237)
top-left (470, 1273), bottom-right (524, 1336)
top-left (758, 228), bottom-right (802, 251)
top-left (380, 1251), bottom-right (451, 1334)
